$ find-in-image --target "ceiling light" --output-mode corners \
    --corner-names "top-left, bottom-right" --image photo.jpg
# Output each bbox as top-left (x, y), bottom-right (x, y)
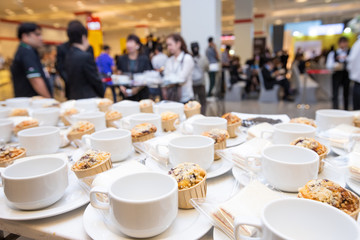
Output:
top-left (76, 1), bottom-right (85, 8)
top-left (253, 7), bottom-right (258, 12)
top-left (344, 27), bottom-right (351, 34)
top-left (49, 4), bottom-right (58, 12)
top-left (147, 13), bottom-right (152, 18)
top-left (295, 0), bottom-right (307, 2)
top-left (160, 17), bottom-right (165, 22)
top-left (53, 23), bottom-right (60, 28)
top-left (125, 0), bottom-right (133, 3)
top-left (292, 31), bottom-right (303, 37)
top-left (325, 0), bottom-right (332, 2)
top-left (24, 7), bottom-right (34, 14)
top-left (275, 19), bottom-right (282, 25)
top-left (166, 11), bottom-right (171, 16)
top-left (4, 9), bottom-right (15, 16)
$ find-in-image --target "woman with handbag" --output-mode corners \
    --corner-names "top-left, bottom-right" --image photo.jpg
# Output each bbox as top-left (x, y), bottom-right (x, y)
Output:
top-left (163, 33), bottom-right (194, 103)
top-left (206, 37), bottom-right (220, 97)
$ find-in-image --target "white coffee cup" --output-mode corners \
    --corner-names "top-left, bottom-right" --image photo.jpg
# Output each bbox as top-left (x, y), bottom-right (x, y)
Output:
top-left (90, 172), bottom-right (178, 238)
top-left (75, 98), bottom-right (98, 111)
top-left (261, 145), bottom-right (319, 192)
top-left (121, 113), bottom-right (161, 131)
top-left (31, 107), bottom-right (60, 126)
top-left (234, 198), bottom-right (360, 240)
top-left (0, 156), bottom-right (68, 210)
top-left (82, 128), bottom-right (132, 162)
top-left (73, 112), bottom-right (106, 131)
top-left (181, 116), bottom-right (227, 135)
top-left (18, 126), bottom-right (61, 156)
top-left (0, 107), bottom-right (11, 119)
top-left (0, 119), bottom-right (13, 143)
top-left (161, 135), bottom-right (215, 170)
top-left (112, 100), bottom-right (140, 117)
top-left (261, 123), bottom-right (316, 144)
top-left (5, 97), bottom-right (30, 108)
top-left (316, 109), bottom-right (354, 132)
top-left (154, 102), bottom-right (184, 118)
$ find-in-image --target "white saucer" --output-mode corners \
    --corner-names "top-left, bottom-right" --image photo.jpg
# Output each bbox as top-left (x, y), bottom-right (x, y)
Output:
top-left (332, 146), bottom-right (347, 156)
top-left (213, 227), bottom-right (232, 240)
top-left (145, 157), bottom-right (233, 179)
top-left (226, 133), bottom-right (246, 148)
top-left (0, 171), bottom-right (89, 220)
top-left (346, 176), bottom-right (360, 196)
top-left (83, 204), bottom-right (212, 240)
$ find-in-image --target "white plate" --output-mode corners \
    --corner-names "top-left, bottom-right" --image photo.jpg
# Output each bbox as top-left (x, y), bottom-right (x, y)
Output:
top-left (332, 146), bottom-right (347, 156)
top-left (226, 133), bottom-right (246, 148)
top-left (146, 157), bottom-right (233, 179)
top-left (0, 171), bottom-right (89, 220)
top-left (83, 204), bottom-right (212, 240)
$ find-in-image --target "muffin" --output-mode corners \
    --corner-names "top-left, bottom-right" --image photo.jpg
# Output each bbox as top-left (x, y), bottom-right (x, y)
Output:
top-left (222, 113), bottom-right (242, 138)
top-left (0, 146), bottom-right (26, 167)
top-left (202, 129), bottom-right (229, 160)
top-left (71, 150), bottom-right (112, 186)
top-left (105, 110), bottom-right (122, 128)
top-left (184, 101), bottom-right (201, 118)
top-left (168, 162), bottom-right (207, 209)
top-left (291, 137), bottom-right (328, 173)
top-left (355, 116), bottom-right (360, 128)
top-left (161, 111), bottom-right (179, 132)
top-left (131, 123), bottom-right (157, 142)
top-left (13, 119), bottom-right (39, 135)
top-left (298, 179), bottom-right (360, 220)
top-left (67, 121), bottom-right (95, 142)
top-left (139, 99), bottom-right (155, 113)
top-left (98, 98), bottom-right (113, 112)
top-left (10, 108), bottom-right (29, 117)
top-left (60, 108), bottom-right (79, 126)
top-left (290, 117), bottom-right (317, 128)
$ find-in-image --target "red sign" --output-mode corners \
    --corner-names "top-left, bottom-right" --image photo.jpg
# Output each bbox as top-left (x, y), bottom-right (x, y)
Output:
top-left (86, 16), bottom-right (101, 31)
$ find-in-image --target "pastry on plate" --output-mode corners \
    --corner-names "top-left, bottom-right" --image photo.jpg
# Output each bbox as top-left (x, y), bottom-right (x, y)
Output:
top-left (131, 123), bottom-right (157, 142)
top-left (67, 121), bottom-right (95, 141)
top-left (13, 119), bottom-right (39, 134)
top-left (10, 108), bottom-right (29, 117)
top-left (139, 99), bottom-right (155, 113)
top-left (168, 162), bottom-right (207, 209)
top-left (222, 113), bottom-right (241, 138)
top-left (290, 117), bottom-right (317, 128)
top-left (98, 98), bottom-right (113, 112)
top-left (0, 146), bottom-right (26, 167)
top-left (291, 137), bottom-right (328, 173)
top-left (184, 101), bottom-right (201, 118)
top-left (71, 150), bottom-right (112, 185)
top-left (298, 179), bottom-right (360, 220)
top-left (60, 108), bottom-right (79, 126)
top-left (161, 111), bottom-right (179, 132)
top-left (105, 110), bottom-right (122, 127)
top-left (202, 129), bottom-right (229, 160)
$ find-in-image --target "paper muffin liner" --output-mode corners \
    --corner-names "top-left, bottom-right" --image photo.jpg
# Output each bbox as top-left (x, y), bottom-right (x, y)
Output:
top-left (67, 126), bottom-right (95, 142)
top-left (178, 175), bottom-right (207, 209)
top-left (14, 123), bottom-right (39, 135)
top-left (60, 115), bottom-right (72, 126)
top-left (72, 156), bottom-right (112, 181)
top-left (227, 122), bottom-right (241, 138)
top-left (140, 105), bottom-right (153, 113)
top-left (0, 150), bottom-right (26, 167)
top-left (354, 119), bottom-right (360, 128)
top-left (162, 119), bottom-right (177, 132)
top-left (132, 132), bottom-right (155, 143)
top-left (184, 106), bottom-right (201, 119)
top-left (98, 104), bottom-right (112, 112)
top-left (214, 141), bottom-right (226, 160)
top-left (106, 116), bottom-right (122, 128)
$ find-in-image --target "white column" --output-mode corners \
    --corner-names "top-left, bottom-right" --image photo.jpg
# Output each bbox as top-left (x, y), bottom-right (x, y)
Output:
top-left (180, 0), bottom-right (221, 56)
top-left (234, 0), bottom-right (253, 64)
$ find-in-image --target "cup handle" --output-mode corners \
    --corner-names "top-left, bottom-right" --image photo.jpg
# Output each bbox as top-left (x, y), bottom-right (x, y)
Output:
top-left (120, 118), bottom-right (131, 130)
top-left (245, 155), bottom-right (262, 173)
top-left (260, 130), bottom-right (273, 139)
top-left (81, 134), bottom-right (92, 149)
top-left (0, 167), bottom-right (5, 187)
top-left (234, 216), bottom-right (262, 240)
top-left (90, 186), bottom-right (110, 210)
top-left (181, 122), bottom-right (194, 135)
top-left (155, 143), bottom-right (169, 159)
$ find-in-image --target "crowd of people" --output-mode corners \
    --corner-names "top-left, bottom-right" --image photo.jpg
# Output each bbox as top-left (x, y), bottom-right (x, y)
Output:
top-left (8, 20), bottom-right (360, 111)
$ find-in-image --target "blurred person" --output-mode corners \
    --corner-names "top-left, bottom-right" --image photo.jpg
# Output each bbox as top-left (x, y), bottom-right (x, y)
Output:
top-left (163, 33), bottom-right (194, 103)
top-left (347, 35), bottom-right (360, 110)
top-left (144, 33), bottom-right (157, 58)
top-left (11, 22), bottom-right (52, 98)
top-left (64, 22), bottom-right (104, 99)
top-left (326, 37), bottom-right (351, 110)
top-left (221, 45), bottom-right (231, 93)
top-left (206, 37), bottom-right (220, 97)
top-left (191, 42), bottom-right (208, 114)
top-left (56, 20), bottom-right (94, 99)
top-left (0, 54), bottom-right (4, 69)
top-left (151, 43), bottom-right (168, 72)
top-left (261, 58), bottom-right (292, 101)
top-left (96, 45), bottom-right (116, 100)
top-left (229, 56), bottom-right (248, 88)
top-left (116, 34), bottom-right (152, 101)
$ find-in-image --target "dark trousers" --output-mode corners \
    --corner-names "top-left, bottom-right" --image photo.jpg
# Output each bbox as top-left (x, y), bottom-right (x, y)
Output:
top-left (332, 70), bottom-right (350, 110)
top-left (208, 71), bottom-right (217, 96)
top-left (275, 79), bottom-right (290, 98)
top-left (354, 82), bottom-right (360, 110)
top-left (193, 85), bottom-right (207, 115)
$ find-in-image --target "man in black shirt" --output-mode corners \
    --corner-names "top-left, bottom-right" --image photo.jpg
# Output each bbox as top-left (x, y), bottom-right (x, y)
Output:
top-left (64, 21), bottom-right (103, 99)
top-left (11, 22), bottom-right (52, 98)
